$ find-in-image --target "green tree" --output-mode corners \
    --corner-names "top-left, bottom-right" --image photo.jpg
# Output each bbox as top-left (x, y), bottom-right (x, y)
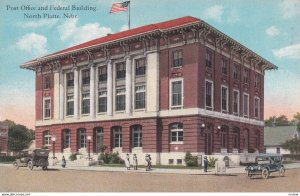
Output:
top-left (4, 120), bottom-right (34, 153)
top-left (281, 138), bottom-right (300, 154)
top-left (265, 115), bottom-right (292, 127)
top-left (293, 112), bottom-right (300, 131)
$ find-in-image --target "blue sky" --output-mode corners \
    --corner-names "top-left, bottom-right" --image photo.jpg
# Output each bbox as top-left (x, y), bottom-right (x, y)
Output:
top-left (0, 0), bottom-right (299, 128)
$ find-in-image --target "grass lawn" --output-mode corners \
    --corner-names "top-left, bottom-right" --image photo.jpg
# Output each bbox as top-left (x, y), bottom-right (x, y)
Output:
top-left (97, 164), bottom-right (203, 169)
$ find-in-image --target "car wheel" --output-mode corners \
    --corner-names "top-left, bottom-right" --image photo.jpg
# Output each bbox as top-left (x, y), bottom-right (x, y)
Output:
top-left (279, 167), bottom-right (285, 177)
top-left (28, 161), bottom-right (34, 170)
top-left (13, 161), bottom-right (19, 170)
top-left (261, 168), bottom-right (269, 179)
top-left (247, 171), bottom-right (252, 178)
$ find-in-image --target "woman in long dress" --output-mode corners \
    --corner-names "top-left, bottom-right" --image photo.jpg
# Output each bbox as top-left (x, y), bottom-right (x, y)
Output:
top-left (125, 153), bottom-right (131, 170)
top-left (133, 154), bottom-right (138, 170)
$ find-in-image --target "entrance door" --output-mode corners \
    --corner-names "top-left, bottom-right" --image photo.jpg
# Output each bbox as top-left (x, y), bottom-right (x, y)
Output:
top-left (205, 133), bottom-right (213, 155)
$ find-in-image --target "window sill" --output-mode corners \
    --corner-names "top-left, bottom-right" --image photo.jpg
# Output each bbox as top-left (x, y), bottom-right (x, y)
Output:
top-left (132, 147), bottom-right (142, 150)
top-left (65, 115), bottom-right (74, 118)
top-left (97, 112), bottom-right (107, 115)
top-left (170, 142), bottom-right (183, 145)
top-left (115, 111), bottom-right (125, 114)
top-left (171, 66), bottom-right (183, 69)
top-left (205, 107), bottom-right (213, 111)
top-left (134, 109), bottom-right (146, 112)
top-left (43, 118), bottom-right (51, 120)
top-left (81, 114), bottom-right (90, 117)
top-left (170, 106), bottom-right (183, 110)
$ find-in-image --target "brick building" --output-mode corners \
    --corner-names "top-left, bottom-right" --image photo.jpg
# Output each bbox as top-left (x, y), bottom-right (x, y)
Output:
top-left (21, 16), bottom-right (277, 165)
top-left (0, 122), bottom-right (8, 155)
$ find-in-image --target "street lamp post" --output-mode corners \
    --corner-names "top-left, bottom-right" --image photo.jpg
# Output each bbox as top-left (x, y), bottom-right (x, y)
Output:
top-left (51, 136), bottom-right (56, 158)
top-left (87, 136), bottom-right (91, 159)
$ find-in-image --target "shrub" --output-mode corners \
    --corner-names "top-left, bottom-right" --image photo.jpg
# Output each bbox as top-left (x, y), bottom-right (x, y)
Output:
top-left (69, 153), bottom-right (81, 161)
top-left (0, 156), bottom-right (17, 162)
top-left (101, 152), bottom-right (124, 164)
top-left (184, 152), bottom-right (198, 167)
top-left (208, 156), bottom-right (218, 167)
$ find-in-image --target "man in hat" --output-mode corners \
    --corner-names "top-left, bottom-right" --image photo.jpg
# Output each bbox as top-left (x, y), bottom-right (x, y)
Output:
top-left (203, 156), bottom-right (208, 172)
top-left (133, 154), bottom-right (138, 170)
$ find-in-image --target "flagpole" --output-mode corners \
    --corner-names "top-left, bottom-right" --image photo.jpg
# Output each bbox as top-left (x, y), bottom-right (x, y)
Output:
top-left (128, 1), bottom-right (131, 30)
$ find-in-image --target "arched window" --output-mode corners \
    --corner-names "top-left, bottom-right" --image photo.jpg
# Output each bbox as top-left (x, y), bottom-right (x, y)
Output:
top-left (112, 126), bottom-right (122, 148)
top-left (94, 127), bottom-right (104, 153)
top-left (43, 130), bottom-right (51, 147)
top-left (221, 126), bottom-right (228, 148)
top-left (62, 129), bottom-right (71, 149)
top-left (255, 130), bottom-right (260, 150)
top-left (170, 123), bottom-right (183, 143)
top-left (233, 127), bottom-right (240, 149)
top-left (77, 128), bottom-right (86, 148)
top-left (131, 125), bottom-right (142, 148)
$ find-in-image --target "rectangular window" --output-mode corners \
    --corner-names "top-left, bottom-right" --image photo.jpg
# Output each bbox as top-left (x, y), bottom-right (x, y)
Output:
top-left (205, 81), bottom-right (213, 109)
top-left (44, 98), bottom-right (51, 119)
top-left (135, 85), bottom-right (145, 109)
top-left (233, 90), bottom-right (239, 115)
top-left (82, 69), bottom-right (90, 85)
top-left (169, 159), bottom-right (174, 165)
top-left (243, 68), bottom-right (249, 84)
top-left (171, 80), bottom-right (182, 107)
top-left (116, 88), bottom-right (126, 111)
top-left (113, 127), bottom-right (122, 148)
top-left (254, 97), bottom-right (260, 119)
top-left (66, 95), bottom-right (74, 116)
top-left (255, 74), bottom-right (260, 88)
top-left (81, 93), bottom-right (90, 114)
top-left (43, 76), bottom-right (50, 89)
top-left (116, 62), bottom-right (126, 79)
top-left (276, 147), bottom-right (280, 154)
top-left (63, 130), bottom-right (70, 149)
top-left (221, 86), bottom-right (228, 112)
top-left (98, 66), bottom-right (107, 82)
top-left (206, 50), bottom-right (213, 68)
top-left (172, 50), bottom-right (183, 68)
top-left (233, 64), bottom-right (238, 80)
top-left (243, 93), bottom-right (249, 118)
top-left (66, 72), bottom-right (74, 87)
top-left (98, 91), bottom-right (107, 113)
top-left (135, 58), bottom-right (146, 76)
top-left (221, 59), bottom-right (227, 75)
top-left (177, 159), bottom-right (183, 165)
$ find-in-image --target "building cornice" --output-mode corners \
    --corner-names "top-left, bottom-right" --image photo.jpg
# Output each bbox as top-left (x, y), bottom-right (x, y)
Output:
top-left (21, 16), bottom-right (277, 72)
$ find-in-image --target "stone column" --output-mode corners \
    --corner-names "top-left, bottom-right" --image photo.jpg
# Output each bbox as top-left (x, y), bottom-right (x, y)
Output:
top-left (73, 67), bottom-right (79, 119)
top-left (89, 63), bottom-right (96, 119)
top-left (125, 56), bottom-right (132, 115)
top-left (53, 71), bottom-right (60, 120)
top-left (59, 70), bottom-right (65, 120)
top-left (107, 60), bottom-right (113, 116)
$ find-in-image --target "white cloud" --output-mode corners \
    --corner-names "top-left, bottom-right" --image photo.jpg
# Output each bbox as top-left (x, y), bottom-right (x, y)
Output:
top-left (16, 33), bottom-right (48, 57)
top-left (203, 5), bottom-right (224, 22)
top-left (266, 26), bottom-right (280, 37)
top-left (57, 19), bottom-right (113, 46)
top-left (273, 43), bottom-right (300, 59)
top-left (18, 19), bottom-right (59, 28)
top-left (120, 25), bottom-right (129, 32)
top-left (226, 9), bottom-right (240, 23)
top-left (280, 0), bottom-right (300, 19)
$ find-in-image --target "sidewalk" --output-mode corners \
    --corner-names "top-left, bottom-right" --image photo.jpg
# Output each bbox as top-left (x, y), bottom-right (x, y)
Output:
top-left (1, 162), bottom-right (300, 175)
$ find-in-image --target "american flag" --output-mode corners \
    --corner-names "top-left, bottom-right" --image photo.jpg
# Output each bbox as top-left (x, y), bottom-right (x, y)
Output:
top-left (110, 1), bottom-right (130, 13)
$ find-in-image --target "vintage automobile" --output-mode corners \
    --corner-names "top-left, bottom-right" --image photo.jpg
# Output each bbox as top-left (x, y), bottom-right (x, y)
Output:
top-left (13, 149), bottom-right (49, 170)
top-left (245, 154), bottom-right (285, 179)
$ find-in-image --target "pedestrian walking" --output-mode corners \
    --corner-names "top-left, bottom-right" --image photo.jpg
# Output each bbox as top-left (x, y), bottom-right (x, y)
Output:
top-left (203, 156), bottom-right (208, 172)
top-left (62, 155), bottom-right (66, 168)
top-left (125, 153), bottom-right (131, 170)
top-left (145, 154), bottom-right (152, 171)
top-left (133, 154), bottom-right (138, 170)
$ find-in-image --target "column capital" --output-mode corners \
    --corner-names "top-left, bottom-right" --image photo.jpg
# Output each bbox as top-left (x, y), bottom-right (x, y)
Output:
top-left (124, 55), bottom-right (131, 61)
top-left (106, 59), bottom-right (112, 65)
top-left (88, 62), bottom-right (96, 68)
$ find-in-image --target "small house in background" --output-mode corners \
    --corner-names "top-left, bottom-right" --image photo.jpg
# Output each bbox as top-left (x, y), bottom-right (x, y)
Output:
top-left (264, 126), bottom-right (299, 155)
top-left (0, 122), bottom-right (8, 156)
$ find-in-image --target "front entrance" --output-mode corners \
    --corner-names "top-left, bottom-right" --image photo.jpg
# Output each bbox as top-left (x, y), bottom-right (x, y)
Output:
top-left (205, 132), bottom-right (213, 155)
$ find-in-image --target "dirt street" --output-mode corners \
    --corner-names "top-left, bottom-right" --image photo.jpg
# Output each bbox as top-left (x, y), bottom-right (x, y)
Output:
top-left (1, 166), bottom-right (300, 192)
